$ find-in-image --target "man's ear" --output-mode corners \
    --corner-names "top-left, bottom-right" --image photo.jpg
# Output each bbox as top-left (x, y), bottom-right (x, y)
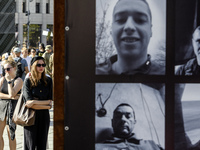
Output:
top-left (111, 119), bottom-right (114, 128)
top-left (150, 24), bottom-right (153, 37)
top-left (134, 119), bottom-right (137, 124)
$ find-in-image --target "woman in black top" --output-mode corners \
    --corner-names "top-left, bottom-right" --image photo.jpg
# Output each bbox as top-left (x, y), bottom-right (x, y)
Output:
top-left (37, 43), bottom-right (45, 57)
top-left (0, 59), bottom-right (23, 150)
top-left (23, 56), bottom-right (52, 150)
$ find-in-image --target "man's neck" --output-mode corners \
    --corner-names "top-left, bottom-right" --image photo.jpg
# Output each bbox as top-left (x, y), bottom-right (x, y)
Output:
top-left (113, 133), bottom-right (134, 139)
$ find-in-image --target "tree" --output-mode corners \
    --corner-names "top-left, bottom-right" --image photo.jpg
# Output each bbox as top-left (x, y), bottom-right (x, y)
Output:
top-left (96, 1), bottom-right (116, 65)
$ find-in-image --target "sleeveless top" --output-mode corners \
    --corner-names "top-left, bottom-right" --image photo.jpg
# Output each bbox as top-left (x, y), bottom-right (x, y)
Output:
top-left (0, 77), bottom-right (19, 140)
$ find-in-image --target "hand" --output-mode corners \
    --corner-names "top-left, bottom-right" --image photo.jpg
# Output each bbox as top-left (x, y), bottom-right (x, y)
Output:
top-left (49, 100), bottom-right (52, 108)
top-left (11, 95), bottom-right (20, 100)
top-left (14, 95), bottom-right (20, 100)
top-left (25, 100), bottom-right (34, 108)
top-left (5, 73), bottom-right (12, 82)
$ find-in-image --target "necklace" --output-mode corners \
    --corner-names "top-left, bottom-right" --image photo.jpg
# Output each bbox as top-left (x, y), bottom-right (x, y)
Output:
top-left (96, 83), bottom-right (117, 117)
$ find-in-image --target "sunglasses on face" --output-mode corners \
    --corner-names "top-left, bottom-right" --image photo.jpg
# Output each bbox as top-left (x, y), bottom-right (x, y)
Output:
top-left (36, 64), bottom-right (46, 67)
top-left (31, 51), bottom-right (36, 53)
top-left (4, 67), bottom-right (12, 71)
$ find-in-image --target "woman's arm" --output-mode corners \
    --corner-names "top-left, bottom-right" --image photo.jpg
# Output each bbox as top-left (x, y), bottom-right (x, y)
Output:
top-left (31, 104), bottom-right (51, 110)
top-left (25, 100), bottom-right (52, 110)
top-left (7, 76), bottom-right (23, 99)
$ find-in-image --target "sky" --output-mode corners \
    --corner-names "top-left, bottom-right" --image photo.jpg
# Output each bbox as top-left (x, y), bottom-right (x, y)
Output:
top-left (182, 84), bottom-right (200, 101)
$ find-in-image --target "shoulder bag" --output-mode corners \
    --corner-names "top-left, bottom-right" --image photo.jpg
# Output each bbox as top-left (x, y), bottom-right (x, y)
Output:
top-left (12, 92), bottom-right (35, 126)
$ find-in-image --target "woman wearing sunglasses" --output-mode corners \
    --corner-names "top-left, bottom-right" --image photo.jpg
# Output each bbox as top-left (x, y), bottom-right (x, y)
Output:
top-left (29, 48), bottom-right (38, 58)
top-left (22, 56), bottom-right (52, 150)
top-left (0, 59), bottom-right (23, 150)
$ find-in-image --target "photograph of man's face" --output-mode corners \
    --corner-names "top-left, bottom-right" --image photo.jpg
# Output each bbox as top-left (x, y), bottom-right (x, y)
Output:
top-left (112, 104), bottom-right (136, 138)
top-left (95, 83), bottom-right (165, 150)
top-left (112, 0), bottom-right (152, 60)
top-left (96, 0), bottom-right (166, 75)
top-left (174, 0), bottom-right (200, 76)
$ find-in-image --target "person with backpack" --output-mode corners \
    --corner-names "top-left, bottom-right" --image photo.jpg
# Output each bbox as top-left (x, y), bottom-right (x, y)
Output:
top-left (13, 47), bottom-right (29, 81)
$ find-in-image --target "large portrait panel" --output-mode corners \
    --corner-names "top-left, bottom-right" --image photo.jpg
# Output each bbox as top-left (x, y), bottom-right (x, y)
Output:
top-left (95, 0), bottom-right (166, 75)
top-left (95, 83), bottom-right (165, 149)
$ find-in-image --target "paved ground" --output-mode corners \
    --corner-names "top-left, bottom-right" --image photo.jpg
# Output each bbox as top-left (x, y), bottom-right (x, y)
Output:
top-left (3, 107), bottom-right (54, 150)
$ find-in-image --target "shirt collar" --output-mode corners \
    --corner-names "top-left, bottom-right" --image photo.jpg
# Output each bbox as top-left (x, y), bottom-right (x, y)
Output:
top-left (107, 54), bottom-right (151, 75)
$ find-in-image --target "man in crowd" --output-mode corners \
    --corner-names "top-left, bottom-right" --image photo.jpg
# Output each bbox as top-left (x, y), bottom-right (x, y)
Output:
top-left (176, 26), bottom-right (200, 75)
top-left (42, 45), bottom-right (53, 77)
top-left (96, 0), bottom-right (164, 75)
top-left (13, 47), bottom-right (29, 80)
top-left (21, 47), bottom-right (32, 71)
top-left (49, 53), bottom-right (54, 80)
top-left (96, 103), bottom-right (163, 150)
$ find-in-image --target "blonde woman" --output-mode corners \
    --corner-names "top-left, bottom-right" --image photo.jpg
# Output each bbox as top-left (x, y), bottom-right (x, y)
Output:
top-left (23, 56), bottom-right (52, 150)
top-left (0, 59), bottom-right (23, 150)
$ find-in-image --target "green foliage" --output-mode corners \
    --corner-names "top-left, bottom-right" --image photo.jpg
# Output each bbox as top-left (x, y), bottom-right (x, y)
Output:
top-left (23, 24), bottom-right (41, 47)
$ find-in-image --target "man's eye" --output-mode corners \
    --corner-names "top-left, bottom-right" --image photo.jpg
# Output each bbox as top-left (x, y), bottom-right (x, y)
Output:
top-left (126, 113), bottom-right (132, 118)
top-left (115, 17), bottom-right (126, 24)
top-left (135, 18), bottom-right (147, 24)
top-left (196, 40), bottom-right (200, 43)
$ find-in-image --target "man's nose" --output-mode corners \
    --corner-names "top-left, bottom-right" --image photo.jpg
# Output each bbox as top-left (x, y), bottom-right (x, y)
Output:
top-left (124, 17), bottom-right (136, 34)
top-left (121, 115), bottom-right (127, 121)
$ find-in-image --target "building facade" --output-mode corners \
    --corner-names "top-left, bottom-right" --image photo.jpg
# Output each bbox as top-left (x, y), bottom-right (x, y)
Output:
top-left (15, 0), bottom-right (53, 48)
top-left (0, 1), bottom-right (15, 55)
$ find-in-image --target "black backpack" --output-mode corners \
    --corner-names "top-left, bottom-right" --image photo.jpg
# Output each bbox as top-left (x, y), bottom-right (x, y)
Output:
top-left (15, 57), bottom-right (23, 78)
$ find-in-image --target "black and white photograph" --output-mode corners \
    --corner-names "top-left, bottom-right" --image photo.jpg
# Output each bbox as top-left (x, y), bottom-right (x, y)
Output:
top-left (95, 0), bottom-right (166, 75)
top-left (175, 0), bottom-right (200, 75)
top-left (95, 83), bottom-right (165, 150)
top-left (175, 84), bottom-right (200, 149)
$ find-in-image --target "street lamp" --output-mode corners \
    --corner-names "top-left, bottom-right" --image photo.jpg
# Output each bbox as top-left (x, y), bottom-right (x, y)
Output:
top-left (26, 0), bottom-right (33, 48)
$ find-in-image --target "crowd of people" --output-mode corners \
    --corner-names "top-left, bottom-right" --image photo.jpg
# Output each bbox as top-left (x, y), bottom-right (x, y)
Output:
top-left (0, 44), bottom-right (53, 150)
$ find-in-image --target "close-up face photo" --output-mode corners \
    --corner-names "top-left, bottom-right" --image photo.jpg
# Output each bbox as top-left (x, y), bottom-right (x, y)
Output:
top-left (112, 105), bottom-right (135, 137)
top-left (96, 0), bottom-right (166, 75)
top-left (112, 0), bottom-right (152, 59)
top-left (95, 83), bottom-right (165, 149)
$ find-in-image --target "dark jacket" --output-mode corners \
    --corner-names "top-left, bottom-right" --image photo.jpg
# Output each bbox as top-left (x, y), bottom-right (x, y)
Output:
top-left (175, 58), bottom-right (200, 75)
top-left (96, 55), bottom-right (165, 75)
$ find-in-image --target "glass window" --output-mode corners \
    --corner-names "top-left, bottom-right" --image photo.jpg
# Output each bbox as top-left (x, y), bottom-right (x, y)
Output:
top-left (46, 3), bottom-right (49, 14)
top-left (23, 2), bottom-right (26, 13)
top-left (36, 3), bottom-right (40, 13)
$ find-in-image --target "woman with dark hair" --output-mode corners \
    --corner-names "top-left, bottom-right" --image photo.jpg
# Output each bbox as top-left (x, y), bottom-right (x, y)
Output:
top-left (0, 59), bottom-right (23, 150)
top-left (29, 48), bottom-right (38, 58)
top-left (23, 56), bottom-right (52, 150)
top-left (37, 43), bottom-right (45, 57)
